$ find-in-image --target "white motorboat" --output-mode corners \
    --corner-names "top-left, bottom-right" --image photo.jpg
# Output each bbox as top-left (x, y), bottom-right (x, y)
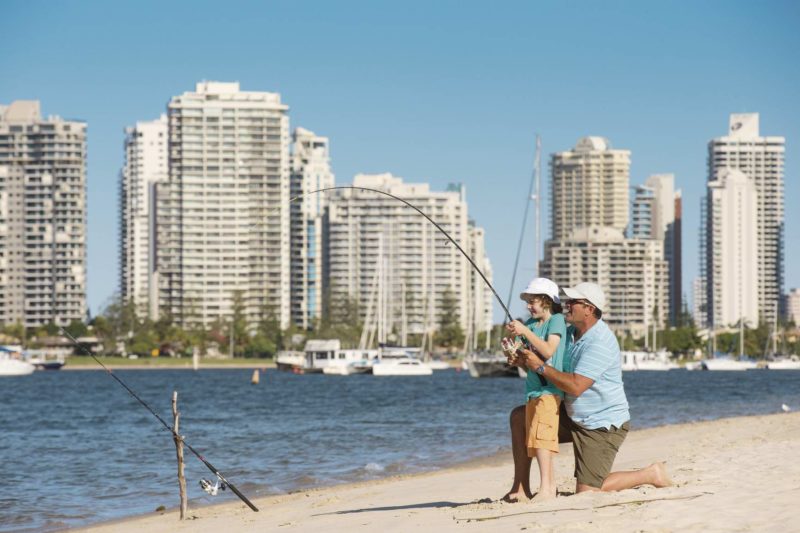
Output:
top-left (685, 361), bottom-right (703, 371)
top-left (0, 353), bottom-right (35, 376)
top-left (275, 350), bottom-right (307, 372)
top-left (767, 356), bottom-right (800, 370)
top-left (372, 357), bottom-right (433, 376)
top-left (701, 357), bottom-right (758, 371)
top-left (280, 340), bottom-right (377, 375)
top-left (620, 350), bottom-right (679, 371)
top-left (426, 359), bottom-right (451, 371)
top-left (24, 349), bottom-right (66, 370)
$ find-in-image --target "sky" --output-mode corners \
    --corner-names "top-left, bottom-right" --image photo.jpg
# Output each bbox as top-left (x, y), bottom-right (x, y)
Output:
top-left (1, 0), bottom-right (798, 322)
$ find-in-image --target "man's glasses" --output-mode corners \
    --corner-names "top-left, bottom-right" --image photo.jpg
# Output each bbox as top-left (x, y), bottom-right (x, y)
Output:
top-left (565, 299), bottom-right (592, 308)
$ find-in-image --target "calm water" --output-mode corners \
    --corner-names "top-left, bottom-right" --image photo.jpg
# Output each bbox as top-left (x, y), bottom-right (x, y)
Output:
top-left (1, 368), bottom-right (799, 531)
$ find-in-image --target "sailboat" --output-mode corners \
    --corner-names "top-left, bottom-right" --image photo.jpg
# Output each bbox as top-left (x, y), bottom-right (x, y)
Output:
top-left (765, 302), bottom-right (800, 369)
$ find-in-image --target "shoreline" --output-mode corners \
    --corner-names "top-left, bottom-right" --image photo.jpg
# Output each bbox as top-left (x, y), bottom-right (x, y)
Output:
top-left (76, 411), bottom-right (799, 532)
top-left (60, 363), bottom-right (274, 370)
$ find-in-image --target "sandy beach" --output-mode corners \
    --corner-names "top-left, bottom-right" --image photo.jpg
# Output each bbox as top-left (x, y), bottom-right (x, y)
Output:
top-left (77, 411), bottom-right (799, 532)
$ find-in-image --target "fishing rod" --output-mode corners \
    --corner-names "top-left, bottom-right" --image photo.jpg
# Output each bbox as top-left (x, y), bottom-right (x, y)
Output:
top-left (60, 328), bottom-right (259, 512)
top-left (272, 186), bottom-right (545, 384)
top-left (255, 185), bottom-right (514, 323)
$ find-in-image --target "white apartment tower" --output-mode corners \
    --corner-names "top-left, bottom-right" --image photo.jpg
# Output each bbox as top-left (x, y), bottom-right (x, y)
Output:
top-left (540, 227), bottom-right (668, 339)
top-left (707, 113), bottom-right (784, 326)
top-left (0, 101), bottom-right (87, 327)
top-left (157, 82), bottom-right (291, 329)
top-left (631, 174), bottom-right (682, 325)
top-left (550, 137), bottom-right (631, 240)
top-left (705, 168), bottom-right (759, 328)
top-left (467, 222), bottom-right (495, 343)
top-left (324, 174), bottom-right (492, 343)
top-left (787, 288), bottom-right (800, 326)
top-left (290, 127), bottom-right (334, 329)
top-left (119, 115), bottom-right (167, 320)
top-left (542, 137), bottom-right (667, 338)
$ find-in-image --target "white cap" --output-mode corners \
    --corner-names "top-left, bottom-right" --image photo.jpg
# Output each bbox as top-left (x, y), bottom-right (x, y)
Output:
top-left (562, 282), bottom-right (606, 312)
top-left (520, 278), bottom-right (560, 304)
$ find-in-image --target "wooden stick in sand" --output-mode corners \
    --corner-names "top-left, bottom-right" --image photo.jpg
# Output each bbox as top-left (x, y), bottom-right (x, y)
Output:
top-left (172, 391), bottom-right (188, 519)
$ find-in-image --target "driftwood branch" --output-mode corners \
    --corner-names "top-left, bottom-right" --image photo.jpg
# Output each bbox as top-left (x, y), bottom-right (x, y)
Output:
top-left (172, 391), bottom-right (188, 519)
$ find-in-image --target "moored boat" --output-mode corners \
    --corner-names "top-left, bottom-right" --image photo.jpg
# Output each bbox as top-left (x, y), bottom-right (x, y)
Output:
top-left (372, 357), bottom-right (433, 376)
top-left (0, 354), bottom-right (35, 376)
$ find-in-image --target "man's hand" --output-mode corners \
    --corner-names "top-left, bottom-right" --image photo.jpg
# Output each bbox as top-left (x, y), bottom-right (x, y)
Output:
top-left (517, 347), bottom-right (544, 370)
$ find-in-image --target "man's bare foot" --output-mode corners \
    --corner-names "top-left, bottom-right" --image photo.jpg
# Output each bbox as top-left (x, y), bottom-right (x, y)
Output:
top-left (530, 488), bottom-right (556, 503)
top-left (650, 462), bottom-right (673, 488)
top-left (501, 490), bottom-right (529, 503)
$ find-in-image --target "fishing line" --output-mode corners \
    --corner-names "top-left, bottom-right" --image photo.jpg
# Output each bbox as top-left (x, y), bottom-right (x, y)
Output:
top-left (251, 186), bottom-right (514, 322)
top-left (268, 187), bottom-right (545, 383)
top-left (60, 329), bottom-right (259, 512)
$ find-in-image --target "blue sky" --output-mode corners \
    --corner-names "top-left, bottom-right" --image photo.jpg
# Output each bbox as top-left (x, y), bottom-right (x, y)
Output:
top-left (2, 0), bottom-right (798, 322)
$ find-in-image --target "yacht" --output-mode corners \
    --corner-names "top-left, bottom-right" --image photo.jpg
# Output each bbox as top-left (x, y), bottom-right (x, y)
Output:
top-left (275, 350), bottom-right (307, 372)
top-left (372, 356), bottom-right (433, 376)
top-left (370, 345), bottom-right (432, 376)
top-left (24, 349), bottom-right (66, 370)
top-left (620, 350), bottom-right (679, 371)
top-left (277, 340), bottom-right (377, 374)
top-left (701, 357), bottom-right (758, 371)
top-left (425, 358), bottom-right (452, 371)
top-left (0, 349), bottom-right (35, 376)
top-left (767, 356), bottom-right (800, 370)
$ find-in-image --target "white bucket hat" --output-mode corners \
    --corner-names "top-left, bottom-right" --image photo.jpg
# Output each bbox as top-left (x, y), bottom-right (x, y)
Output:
top-left (562, 282), bottom-right (606, 312)
top-left (520, 278), bottom-right (561, 304)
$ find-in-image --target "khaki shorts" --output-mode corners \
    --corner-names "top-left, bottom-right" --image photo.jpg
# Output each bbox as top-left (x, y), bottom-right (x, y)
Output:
top-left (524, 394), bottom-right (561, 455)
top-left (556, 404), bottom-right (629, 488)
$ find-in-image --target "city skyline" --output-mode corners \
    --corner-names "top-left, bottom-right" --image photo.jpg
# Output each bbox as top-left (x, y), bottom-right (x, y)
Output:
top-left (2, 1), bottom-right (798, 322)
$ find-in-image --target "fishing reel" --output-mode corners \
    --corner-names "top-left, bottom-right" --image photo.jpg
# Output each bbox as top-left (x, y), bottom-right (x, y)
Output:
top-left (199, 477), bottom-right (227, 496)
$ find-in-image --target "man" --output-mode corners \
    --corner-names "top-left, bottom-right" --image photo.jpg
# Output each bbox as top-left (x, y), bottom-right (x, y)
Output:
top-left (507, 282), bottom-right (671, 496)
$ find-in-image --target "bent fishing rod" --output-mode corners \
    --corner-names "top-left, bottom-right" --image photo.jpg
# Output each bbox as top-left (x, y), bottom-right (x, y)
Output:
top-left (254, 185), bottom-right (514, 323)
top-left (60, 329), bottom-right (259, 512)
top-left (269, 186), bottom-right (545, 384)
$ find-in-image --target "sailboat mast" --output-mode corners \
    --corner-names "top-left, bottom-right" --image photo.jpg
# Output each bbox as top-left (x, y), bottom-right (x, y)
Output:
top-left (534, 134), bottom-right (541, 276)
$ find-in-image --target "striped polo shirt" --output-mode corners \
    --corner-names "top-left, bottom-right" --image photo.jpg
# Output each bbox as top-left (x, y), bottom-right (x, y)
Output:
top-left (565, 319), bottom-right (630, 430)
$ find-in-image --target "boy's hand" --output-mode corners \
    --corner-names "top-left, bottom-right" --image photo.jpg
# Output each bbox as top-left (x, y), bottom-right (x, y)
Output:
top-left (505, 320), bottom-right (528, 337)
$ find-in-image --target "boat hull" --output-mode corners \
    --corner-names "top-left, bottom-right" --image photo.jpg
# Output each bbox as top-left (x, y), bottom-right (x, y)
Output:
top-left (0, 359), bottom-right (36, 376)
top-left (466, 359), bottom-right (520, 378)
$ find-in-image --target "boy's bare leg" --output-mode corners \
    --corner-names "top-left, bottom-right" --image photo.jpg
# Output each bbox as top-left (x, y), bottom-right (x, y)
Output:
top-left (576, 462), bottom-right (673, 493)
top-left (502, 405), bottom-right (532, 502)
top-left (530, 448), bottom-right (556, 502)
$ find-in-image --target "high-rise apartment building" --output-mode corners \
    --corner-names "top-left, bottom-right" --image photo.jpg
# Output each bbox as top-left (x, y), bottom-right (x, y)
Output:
top-left (787, 288), bottom-right (800, 326)
top-left (550, 137), bottom-right (631, 240)
top-left (540, 227), bottom-right (668, 339)
top-left (466, 222), bottom-right (494, 344)
top-left (542, 137), bottom-right (667, 338)
top-left (692, 277), bottom-right (707, 330)
top-left (324, 174), bottom-right (492, 342)
top-left (290, 127), bottom-right (334, 329)
top-left (707, 113), bottom-right (784, 325)
top-left (631, 174), bottom-right (682, 325)
top-left (156, 82), bottom-right (290, 329)
top-left (705, 168), bottom-right (759, 328)
top-left (0, 101), bottom-right (87, 327)
top-left (119, 115), bottom-right (167, 320)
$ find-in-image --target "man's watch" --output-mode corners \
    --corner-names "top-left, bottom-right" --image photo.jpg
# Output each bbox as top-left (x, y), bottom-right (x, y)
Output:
top-left (535, 364), bottom-right (546, 375)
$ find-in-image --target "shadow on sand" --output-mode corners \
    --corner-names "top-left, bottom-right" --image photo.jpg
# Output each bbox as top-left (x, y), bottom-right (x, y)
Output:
top-left (312, 500), bottom-right (471, 516)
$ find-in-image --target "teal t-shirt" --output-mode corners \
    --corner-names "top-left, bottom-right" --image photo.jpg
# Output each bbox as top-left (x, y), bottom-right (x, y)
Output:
top-left (522, 314), bottom-right (568, 400)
